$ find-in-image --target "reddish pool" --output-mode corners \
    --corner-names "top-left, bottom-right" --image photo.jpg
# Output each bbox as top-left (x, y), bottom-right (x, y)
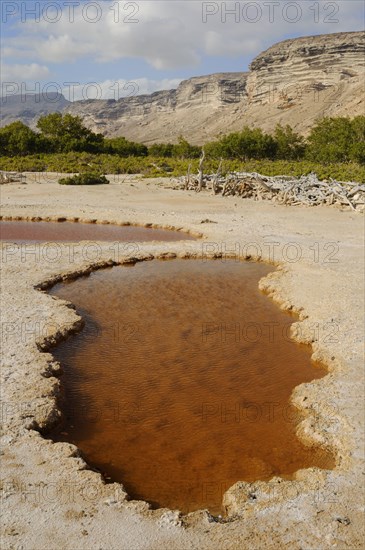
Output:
top-left (0, 220), bottom-right (195, 243)
top-left (49, 259), bottom-right (333, 514)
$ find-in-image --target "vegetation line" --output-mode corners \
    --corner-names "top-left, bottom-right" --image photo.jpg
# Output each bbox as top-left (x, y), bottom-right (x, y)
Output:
top-left (0, 114), bottom-right (364, 182)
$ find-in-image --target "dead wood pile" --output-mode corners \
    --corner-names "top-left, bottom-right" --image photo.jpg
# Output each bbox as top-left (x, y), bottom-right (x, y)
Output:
top-left (175, 165), bottom-right (364, 211)
top-left (0, 171), bottom-right (26, 184)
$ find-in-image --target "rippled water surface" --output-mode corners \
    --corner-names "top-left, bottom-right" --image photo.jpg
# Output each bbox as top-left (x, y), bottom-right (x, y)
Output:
top-left (0, 220), bottom-right (195, 243)
top-left (49, 260), bottom-right (333, 514)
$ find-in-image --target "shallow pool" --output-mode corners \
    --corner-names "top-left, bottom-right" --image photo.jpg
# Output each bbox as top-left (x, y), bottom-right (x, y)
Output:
top-left (0, 220), bottom-right (195, 243)
top-left (48, 259), bottom-right (333, 514)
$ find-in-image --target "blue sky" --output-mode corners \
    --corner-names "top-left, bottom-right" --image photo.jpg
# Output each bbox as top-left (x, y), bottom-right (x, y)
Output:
top-left (1, 1), bottom-right (364, 100)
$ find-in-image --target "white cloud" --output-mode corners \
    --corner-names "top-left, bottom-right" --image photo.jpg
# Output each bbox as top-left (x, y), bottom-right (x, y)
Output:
top-left (204, 31), bottom-right (260, 57)
top-left (1, 62), bottom-right (50, 81)
top-left (1, 0), bottom-right (363, 71)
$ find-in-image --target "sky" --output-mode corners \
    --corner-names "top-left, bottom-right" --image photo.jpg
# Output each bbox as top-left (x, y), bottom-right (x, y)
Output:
top-left (1, 0), bottom-right (364, 100)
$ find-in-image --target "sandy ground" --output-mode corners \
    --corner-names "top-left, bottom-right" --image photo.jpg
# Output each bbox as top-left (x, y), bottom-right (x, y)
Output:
top-left (0, 173), bottom-right (364, 549)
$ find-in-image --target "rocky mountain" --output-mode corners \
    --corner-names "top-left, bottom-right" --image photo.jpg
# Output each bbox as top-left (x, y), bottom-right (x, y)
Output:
top-left (65, 72), bottom-right (249, 145)
top-left (0, 93), bottom-right (70, 128)
top-left (1, 31), bottom-right (364, 144)
top-left (242, 31), bottom-right (365, 137)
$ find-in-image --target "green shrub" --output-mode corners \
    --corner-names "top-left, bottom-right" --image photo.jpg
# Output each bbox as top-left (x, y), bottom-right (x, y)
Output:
top-left (1, 154), bottom-right (364, 183)
top-left (2, 115), bottom-right (364, 166)
top-left (148, 143), bottom-right (174, 157)
top-left (306, 116), bottom-right (365, 163)
top-left (205, 127), bottom-right (278, 160)
top-left (0, 121), bottom-right (40, 156)
top-left (171, 136), bottom-right (201, 159)
top-left (58, 173), bottom-right (109, 185)
top-left (37, 113), bottom-right (105, 153)
top-left (104, 136), bottom-right (148, 157)
top-left (273, 124), bottom-right (305, 160)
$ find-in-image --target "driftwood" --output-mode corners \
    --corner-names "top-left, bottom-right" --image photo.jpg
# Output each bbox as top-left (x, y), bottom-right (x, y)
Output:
top-left (0, 171), bottom-right (26, 184)
top-left (212, 158), bottom-right (223, 195)
top-left (197, 149), bottom-right (205, 192)
top-left (184, 163), bottom-right (192, 190)
top-left (177, 169), bottom-right (364, 211)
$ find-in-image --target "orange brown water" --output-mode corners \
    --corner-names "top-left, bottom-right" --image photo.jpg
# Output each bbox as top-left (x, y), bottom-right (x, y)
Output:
top-left (49, 260), bottom-right (333, 514)
top-left (0, 220), bottom-right (195, 243)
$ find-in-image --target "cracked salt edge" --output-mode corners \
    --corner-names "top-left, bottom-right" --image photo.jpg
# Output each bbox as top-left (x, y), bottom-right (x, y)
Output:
top-left (1, 216), bottom-right (349, 529)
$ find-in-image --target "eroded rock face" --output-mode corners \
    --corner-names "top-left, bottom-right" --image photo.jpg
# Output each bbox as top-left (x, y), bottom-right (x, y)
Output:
top-left (237, 31), bottom-right (365, 138)
top-left (246, 31), bottom-right (365, 106)
top-left (63, 72), bottom-right (249, 144)
top-left (64, 31), bottom-right (365, 142)
top-left (250, 31), bottom-right (364, 77)
top-left (1, 31), bottom-right (364, 143)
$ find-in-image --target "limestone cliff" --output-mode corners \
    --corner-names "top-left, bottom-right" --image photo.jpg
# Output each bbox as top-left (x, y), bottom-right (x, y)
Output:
top-left (65, 31), bottom-right (365, 143)
top-left (64, 73), bottom-right (249, 144)
top-left (1, 31), bottom-right (364, 144)
top-left (242, 31), bottom-right (365, 136)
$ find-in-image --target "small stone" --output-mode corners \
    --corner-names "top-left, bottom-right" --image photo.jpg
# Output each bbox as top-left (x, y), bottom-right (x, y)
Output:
top-left (104, 498), bottom-right (117, 506)
top-left (336, 516), bottom-right (351, 525)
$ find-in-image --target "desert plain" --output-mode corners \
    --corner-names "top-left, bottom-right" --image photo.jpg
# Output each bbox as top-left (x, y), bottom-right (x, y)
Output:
top-left (0, 173), bottom-right (364, 549)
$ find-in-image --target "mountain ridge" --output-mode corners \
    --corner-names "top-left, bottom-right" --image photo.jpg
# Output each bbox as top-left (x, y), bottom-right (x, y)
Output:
top-left (1, 31), bottom-right (364, 144)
